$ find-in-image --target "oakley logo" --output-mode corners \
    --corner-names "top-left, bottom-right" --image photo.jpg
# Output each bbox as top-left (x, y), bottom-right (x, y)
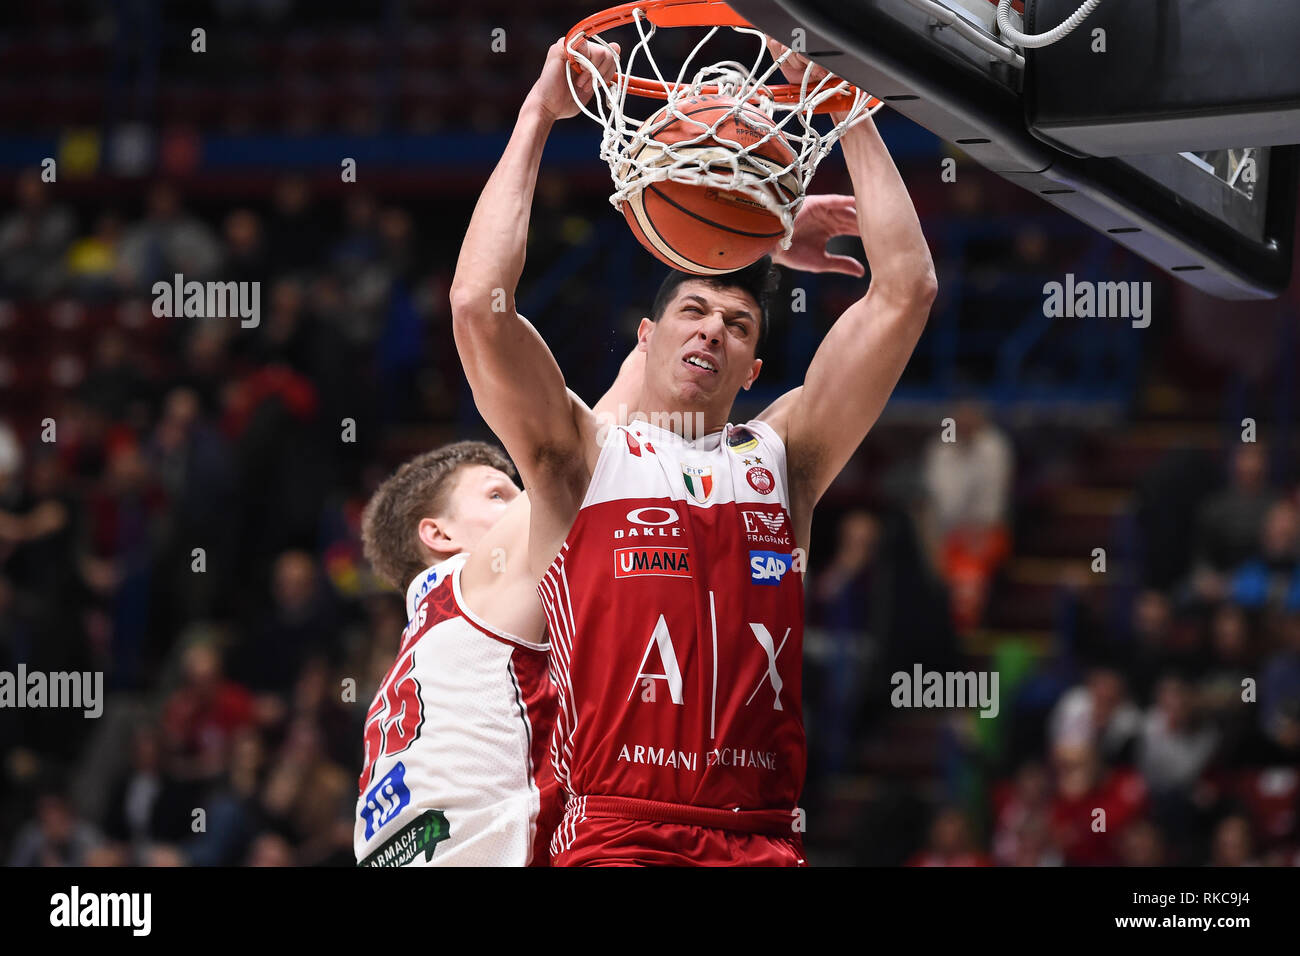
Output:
top-left (627, 507), bottom-right (680, 526)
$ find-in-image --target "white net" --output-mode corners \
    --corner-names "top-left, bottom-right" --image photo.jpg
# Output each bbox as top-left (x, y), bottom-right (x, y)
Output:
top-left (565, 7), bottom-right (882, 249)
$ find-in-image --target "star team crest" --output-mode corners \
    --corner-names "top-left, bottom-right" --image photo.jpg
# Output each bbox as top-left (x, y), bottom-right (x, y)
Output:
top-left (681, 464), bottom-right (713, 504)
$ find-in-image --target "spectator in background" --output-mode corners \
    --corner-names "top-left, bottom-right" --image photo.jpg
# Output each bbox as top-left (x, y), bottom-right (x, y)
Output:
top-left (80, 328), bottom-right (151, 423)
top-left (907, 806), bottom-right (992, 867)
top-left (180, 727), bottom-right (267, 866)
top-left (331, 193), bottom-right (381, 287)
top-left (222, 208), bottom-right (268, 287)
top-left (101, 724), bottom-right (194, 860)
top-left (259, 716), bottom-right (353, 866)
top-left (1191, 443), bottom-right (1275, 602)
top-left (1228, 497), bottom-right (1300, 610)
top-left (922, 400), bottom-right (1013, 631)
top-left (1198, 603), bottom-right (1267, 764)
top-left (232, 550), bottom-right (338, 695)
top-left (0, 421), bottom-right (21, 507)
top-left (0, 168), bottom-right (75, 296)
top-left (1118, 818), bottom-right (1167, 866)
top-left (246, 831), bottom-right (295, 867)
top-left (264, 175), bottom-right (321, 277)
top-left (171, 323), bottom-right (231, 416)
top-left (7, 792), bottom-right (102, 866)
top-left (1138, 676), bottom-right (1218, 795)
top-left (64, 210), bottom-right (128, 298)
top-left (85, 436), bottom-right (166, 689)
top-left (808, 509), bottom-right (880, 776)
top-left (161, 639), bottom-right (255, 783)
top-left (118, 183), bottom-right (223, 290)
top-left (148, 386), bottom-right (237, 649)
top-left (1, 450), bottom-right (89, 723)
top-left (1049, 667), bottom-right (1142, 765)
top-left (992, 761), bottom-right (1061, 866)
top-left (1120, 589), bottom-right (1196, 701)
top-left (1049, 741), bottom-right (1147, 865)
top-left (1210, 814), bottom-right (1257, 866)
top-left (1260, 612), bottom-right (1300, 759)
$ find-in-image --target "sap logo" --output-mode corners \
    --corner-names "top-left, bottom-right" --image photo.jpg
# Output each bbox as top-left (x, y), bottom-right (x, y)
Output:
top-left (615, 507), bottom-right (684, 540)
top-left (615, 547), bottom-right (691, 579)
top-left (750, 551), bottom-right (794, 585)
top-left (360, 761), bottom-right (412, 840)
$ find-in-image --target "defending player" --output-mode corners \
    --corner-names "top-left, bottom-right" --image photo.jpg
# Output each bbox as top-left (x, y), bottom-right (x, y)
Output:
top-left (354, 352), bottom-right (642, 867)
top-left (451, 39), bottom-right (936, 865)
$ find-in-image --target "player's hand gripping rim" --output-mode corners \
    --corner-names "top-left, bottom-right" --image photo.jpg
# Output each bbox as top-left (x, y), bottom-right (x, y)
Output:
top-left (528, 37), bottom-right (621, 122)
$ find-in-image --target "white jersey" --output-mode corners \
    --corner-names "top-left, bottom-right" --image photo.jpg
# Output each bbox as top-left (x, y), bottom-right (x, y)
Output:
top-left (355, 553), bottom-right (560, 866)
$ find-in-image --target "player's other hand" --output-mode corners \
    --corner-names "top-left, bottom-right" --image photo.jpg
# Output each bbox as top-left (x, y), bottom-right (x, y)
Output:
top-left (528, 37), bottom-right (620, 122)
top-left (771, 193), bottom-right (866, 277)
top-left (766, 38), bottom-right (838, 89)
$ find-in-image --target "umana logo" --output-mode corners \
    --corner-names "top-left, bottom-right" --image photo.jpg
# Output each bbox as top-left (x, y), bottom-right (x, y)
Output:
top-left (615, 547), bottom-right (691, 579)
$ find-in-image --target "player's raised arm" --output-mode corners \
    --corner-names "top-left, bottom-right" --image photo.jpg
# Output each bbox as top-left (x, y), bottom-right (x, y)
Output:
top-left (759, 57), bottom-right (937, 517)
top-left (450, 39), bottom-right (617, 495)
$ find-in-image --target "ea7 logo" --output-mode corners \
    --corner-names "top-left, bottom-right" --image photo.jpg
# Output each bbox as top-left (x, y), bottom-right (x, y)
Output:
top-left (750, 551), bottom-right (793, 585)
top-left (361, 761), bottom-right (412, 840)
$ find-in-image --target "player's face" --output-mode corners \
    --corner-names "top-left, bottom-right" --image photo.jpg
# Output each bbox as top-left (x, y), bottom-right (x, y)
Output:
top-left (641, 281), bottom-right (763, 408)
top-left (436, 465), bottom-right (520, 554)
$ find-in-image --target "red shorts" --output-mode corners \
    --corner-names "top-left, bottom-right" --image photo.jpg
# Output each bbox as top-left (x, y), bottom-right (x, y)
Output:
top-left (550, 795), bottom-right (807, 867)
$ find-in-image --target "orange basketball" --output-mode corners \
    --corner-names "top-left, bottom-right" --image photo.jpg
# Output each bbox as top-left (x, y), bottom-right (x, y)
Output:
top-left (620, 95), bottom-right (800, 275)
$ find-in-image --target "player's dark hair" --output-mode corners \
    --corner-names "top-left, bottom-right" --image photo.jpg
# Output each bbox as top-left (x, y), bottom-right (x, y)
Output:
top-left (649, 256), bottom-right (779, 355)
top-left (361, 440), bottom-right (517, 593)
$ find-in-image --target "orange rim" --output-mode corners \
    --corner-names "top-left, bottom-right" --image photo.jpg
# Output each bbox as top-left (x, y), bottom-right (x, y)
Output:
top-left (565, 0), bottom-right (879, 114)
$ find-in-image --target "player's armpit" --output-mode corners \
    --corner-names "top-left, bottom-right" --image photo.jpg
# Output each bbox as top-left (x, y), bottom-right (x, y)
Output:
top-left (766, 280), bottom-right (935, 509)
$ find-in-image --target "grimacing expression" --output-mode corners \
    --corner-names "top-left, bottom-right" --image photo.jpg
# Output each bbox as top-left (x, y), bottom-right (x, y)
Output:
top-left (641, 281), bottom-right (762, 407)
top-left (425, 465), bottom-right (520, 557)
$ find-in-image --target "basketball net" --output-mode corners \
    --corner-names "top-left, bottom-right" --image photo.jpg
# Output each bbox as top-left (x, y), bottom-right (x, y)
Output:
top-left (565, 5), bottom-right (882, 249)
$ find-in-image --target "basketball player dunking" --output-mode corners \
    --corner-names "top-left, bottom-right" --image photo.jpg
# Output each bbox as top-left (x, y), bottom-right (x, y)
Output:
top-left (451, 39), bottom-right (937, 865)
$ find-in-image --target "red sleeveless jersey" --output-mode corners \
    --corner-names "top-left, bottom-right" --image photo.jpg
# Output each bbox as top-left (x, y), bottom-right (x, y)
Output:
top-left (538, 418), bottom-right (805, 814)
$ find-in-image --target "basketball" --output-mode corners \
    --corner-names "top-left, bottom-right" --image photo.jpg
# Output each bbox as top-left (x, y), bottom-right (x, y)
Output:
top-left (620, 95), bottom-right (800, 275)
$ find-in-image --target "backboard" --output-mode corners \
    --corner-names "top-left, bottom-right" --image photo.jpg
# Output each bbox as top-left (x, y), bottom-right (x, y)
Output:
top-left (729, 0), bottom-right (1300, 299)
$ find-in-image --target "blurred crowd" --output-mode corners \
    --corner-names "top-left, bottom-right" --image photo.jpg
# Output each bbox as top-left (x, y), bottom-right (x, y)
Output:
top-left (0, 168), bottom-right (444, 865)
top-left (801, 432), bottom-right (1300, 866)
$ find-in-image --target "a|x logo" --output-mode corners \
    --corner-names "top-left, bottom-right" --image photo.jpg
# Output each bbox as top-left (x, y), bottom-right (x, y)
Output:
top-left (744, 623), bottom-right (790, 711)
